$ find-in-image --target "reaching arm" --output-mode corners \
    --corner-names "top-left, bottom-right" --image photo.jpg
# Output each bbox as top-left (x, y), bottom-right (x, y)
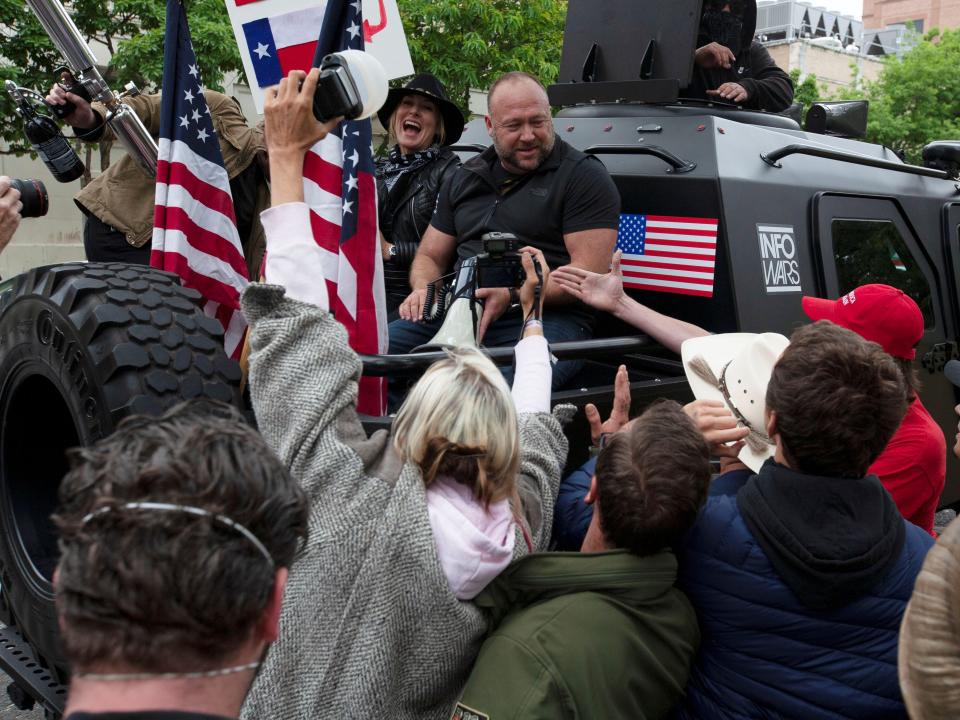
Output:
top-left (552, 250), bottom-right (710, 354)
top-left (544, 227), bottom-right (616, 306)
top-left (611, 295), bottom-right (711, 354)
top-left (245, 69), bottom-right (384, 502)
top-left (46, 84), bottom-right (162, 142)
top-left (511, 248), bottom-right (551, 413)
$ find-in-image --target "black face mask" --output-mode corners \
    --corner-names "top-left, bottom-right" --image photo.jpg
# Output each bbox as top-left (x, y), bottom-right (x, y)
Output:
top-left (701, 9), bottom-right (744, 56)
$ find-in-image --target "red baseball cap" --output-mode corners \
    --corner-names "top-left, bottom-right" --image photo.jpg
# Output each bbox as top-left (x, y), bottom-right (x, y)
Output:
top-left (801, 284), bottom-right (923, 360)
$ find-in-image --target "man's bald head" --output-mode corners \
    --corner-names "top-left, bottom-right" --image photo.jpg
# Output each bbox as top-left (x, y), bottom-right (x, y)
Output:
top-left (485, 72), bottom-right (554, 174)
top-left (487, 72), bottom-right (549, 114)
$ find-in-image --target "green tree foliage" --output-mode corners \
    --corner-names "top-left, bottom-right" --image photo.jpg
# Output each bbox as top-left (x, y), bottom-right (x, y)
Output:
top-left (788, 68), bottom-right (823, 117)
top-left (397, 0), bottom-right (567, 116)
top-left (854, 28), bottom-right (960, 162)
top-left (0, 0), bottom-right (243, 155)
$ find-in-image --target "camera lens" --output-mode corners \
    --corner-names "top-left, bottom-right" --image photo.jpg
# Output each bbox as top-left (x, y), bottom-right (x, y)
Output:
top-left (10, 178), bottom-right (48, 219)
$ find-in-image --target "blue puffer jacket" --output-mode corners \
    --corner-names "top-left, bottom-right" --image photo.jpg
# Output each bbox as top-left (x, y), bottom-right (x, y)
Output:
top-left (676, 463), bottom-right (933, 720)
top-left (552, 456), bottom-right (595, 551)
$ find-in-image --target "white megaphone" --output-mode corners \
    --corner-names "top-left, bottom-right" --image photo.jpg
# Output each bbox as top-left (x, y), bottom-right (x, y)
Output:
top-left (413, 257), bottom-right (482, 352)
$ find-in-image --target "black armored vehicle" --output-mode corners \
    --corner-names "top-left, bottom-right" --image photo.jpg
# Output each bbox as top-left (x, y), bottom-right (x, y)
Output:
top-left (0, 0), bottom-right (958, 714)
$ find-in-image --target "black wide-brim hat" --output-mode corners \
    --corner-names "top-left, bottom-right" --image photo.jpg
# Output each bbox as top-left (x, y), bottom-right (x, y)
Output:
top-left (377, 72), bottom-right (465, 146)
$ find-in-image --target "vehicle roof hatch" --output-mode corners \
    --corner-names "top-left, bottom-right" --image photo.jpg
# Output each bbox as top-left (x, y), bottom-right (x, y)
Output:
top-left (549, 0), bottom-right (704, 107)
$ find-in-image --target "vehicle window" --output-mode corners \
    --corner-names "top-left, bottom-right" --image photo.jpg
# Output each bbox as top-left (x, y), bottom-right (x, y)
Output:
top-left (831, 219), bottom-right (934, 328)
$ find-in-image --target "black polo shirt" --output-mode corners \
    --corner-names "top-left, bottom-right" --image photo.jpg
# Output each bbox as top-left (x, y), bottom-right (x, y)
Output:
top-left (430, 139), bottom-right (621, 270)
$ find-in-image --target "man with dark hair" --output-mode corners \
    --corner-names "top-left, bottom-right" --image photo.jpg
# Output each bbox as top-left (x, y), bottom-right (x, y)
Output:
top-left (803, 284), bottom-right (946, 535)
top-left (453, 401), bottom-right (707, 719)
top-left (675, 321), bottom-right (935, 719)
top-left (390, 70), bottom-right (621, 388)
top-left (54, 400), bottom-right (309, 720)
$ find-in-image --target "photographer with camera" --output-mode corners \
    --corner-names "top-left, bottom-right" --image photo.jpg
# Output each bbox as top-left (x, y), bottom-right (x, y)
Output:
top-left (390, 71), bottom-right (620, 388)
top-left (46, 78), bottom-right (267, 273)
top-left (237, 68), bottom-right (570, 719)
top-left (0, 176), bottom-right (22, 255)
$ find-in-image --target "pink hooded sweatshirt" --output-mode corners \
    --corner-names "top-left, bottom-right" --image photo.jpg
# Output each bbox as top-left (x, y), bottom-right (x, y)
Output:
top-left (425, 335), bottom-right (552, 600)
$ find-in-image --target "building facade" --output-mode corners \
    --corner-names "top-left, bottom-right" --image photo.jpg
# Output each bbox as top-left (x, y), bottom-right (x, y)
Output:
top-left (863, 0), bottom-right (960, 34)
top-left (756, 1), bottom-right (863, 47)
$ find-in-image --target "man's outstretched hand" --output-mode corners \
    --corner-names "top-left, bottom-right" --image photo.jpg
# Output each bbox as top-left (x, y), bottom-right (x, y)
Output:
top-left (399, 287), bottom-right (429, 322)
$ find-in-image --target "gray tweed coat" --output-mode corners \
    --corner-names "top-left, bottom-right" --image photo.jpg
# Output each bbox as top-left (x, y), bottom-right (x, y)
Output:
top-left (239, 284), bottom-right (571, 720)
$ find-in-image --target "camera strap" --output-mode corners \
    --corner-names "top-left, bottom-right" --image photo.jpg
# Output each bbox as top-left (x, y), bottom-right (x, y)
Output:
top-left (532, 258), bottom-right (543, 321)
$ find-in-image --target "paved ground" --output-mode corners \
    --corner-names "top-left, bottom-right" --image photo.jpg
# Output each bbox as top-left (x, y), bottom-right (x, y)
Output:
top-left (0, 673), bottom-right (44, 719)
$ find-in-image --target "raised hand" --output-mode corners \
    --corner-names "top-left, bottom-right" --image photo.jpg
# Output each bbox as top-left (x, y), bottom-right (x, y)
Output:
top-left (585, 364), bottom-right (630, 446)
top-left (517, 246), bottom-right (550, 321)
top-left (552, 250), bottom-right (625, 314)
top-left (683, 399), bottom-right (750, 458)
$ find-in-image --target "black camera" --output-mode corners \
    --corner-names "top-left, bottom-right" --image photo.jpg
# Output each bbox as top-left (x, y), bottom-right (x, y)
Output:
top-left (310, 51), bottom-right (386, 123)
top-left (10, 179), bottom-right (49, 219)
top-left (476, 232), bottom-right (526, 288)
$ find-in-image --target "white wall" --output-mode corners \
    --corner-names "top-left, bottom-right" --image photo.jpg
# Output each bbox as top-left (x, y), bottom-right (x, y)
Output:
top-left (0, 144), bottom-right (87, 280)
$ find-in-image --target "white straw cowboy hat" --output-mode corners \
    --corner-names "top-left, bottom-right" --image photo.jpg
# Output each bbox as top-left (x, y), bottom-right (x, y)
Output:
top-left (681, 332), bottom-right (790, 472)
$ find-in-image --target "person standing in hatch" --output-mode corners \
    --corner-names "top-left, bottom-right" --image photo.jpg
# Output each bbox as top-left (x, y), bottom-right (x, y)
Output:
top-left (376, 74), bottom-right (463, 316)
top-left (683, 0), bottom-right (794, 112)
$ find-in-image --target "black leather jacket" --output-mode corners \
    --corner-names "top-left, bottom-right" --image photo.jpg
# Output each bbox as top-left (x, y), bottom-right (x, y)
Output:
top-left (376, 147), bottom-right (460, 312)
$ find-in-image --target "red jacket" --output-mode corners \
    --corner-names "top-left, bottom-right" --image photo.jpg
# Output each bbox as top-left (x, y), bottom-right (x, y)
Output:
top-left (869, 397), bottom-right (946, 535)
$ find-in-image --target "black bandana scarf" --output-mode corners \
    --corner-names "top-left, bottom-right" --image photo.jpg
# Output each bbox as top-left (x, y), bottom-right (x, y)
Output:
top-left (701, 2), bottom-right (745, 57)
top-left (379, 145), bottom-right (440, 192)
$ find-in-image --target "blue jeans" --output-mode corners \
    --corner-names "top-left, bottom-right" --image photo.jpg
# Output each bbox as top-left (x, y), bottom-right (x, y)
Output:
top-left (387, 309), bottom-right (591, 405)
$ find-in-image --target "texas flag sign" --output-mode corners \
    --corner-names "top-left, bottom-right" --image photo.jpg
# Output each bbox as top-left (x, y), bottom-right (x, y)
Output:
top-left (225, 0), bottom-right (414, 113)
top-left (241, 6), bottom-right (325, 88)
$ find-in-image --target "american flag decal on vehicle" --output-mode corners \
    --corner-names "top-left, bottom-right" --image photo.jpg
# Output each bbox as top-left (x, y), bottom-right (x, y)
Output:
top-left (616, 214), bottom-right (719, 298)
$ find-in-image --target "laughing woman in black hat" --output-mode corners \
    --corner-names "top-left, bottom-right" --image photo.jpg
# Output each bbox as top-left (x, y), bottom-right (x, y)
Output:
top-left (376, 73), bottom-right (464, 315)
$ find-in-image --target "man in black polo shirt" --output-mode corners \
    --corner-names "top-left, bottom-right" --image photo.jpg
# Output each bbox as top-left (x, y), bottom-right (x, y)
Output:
top-left (390, 71), bottom-right (621, 387)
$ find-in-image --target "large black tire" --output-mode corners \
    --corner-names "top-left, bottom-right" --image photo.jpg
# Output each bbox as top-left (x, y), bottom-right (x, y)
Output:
top-left (0, 262), bottom-right (242, 680)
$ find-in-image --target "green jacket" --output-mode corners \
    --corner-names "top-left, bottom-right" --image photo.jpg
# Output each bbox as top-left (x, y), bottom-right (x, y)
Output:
top-left (454, 550), bottom-right (698, 720)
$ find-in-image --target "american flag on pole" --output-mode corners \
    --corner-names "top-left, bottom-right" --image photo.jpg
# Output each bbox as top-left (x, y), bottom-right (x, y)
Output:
top-left (304, 0), bottom-right (387, 415)
top-left (151, 0), bottom-right (249, 359)
top-left (616, 214), bottom-right (719, 298)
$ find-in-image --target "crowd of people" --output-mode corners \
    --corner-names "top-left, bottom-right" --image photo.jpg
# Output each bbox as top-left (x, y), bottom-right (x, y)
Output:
top-left (35, 53), bottom-right (958, 720)
top-left (6, 2), bottom-right (960, 719)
